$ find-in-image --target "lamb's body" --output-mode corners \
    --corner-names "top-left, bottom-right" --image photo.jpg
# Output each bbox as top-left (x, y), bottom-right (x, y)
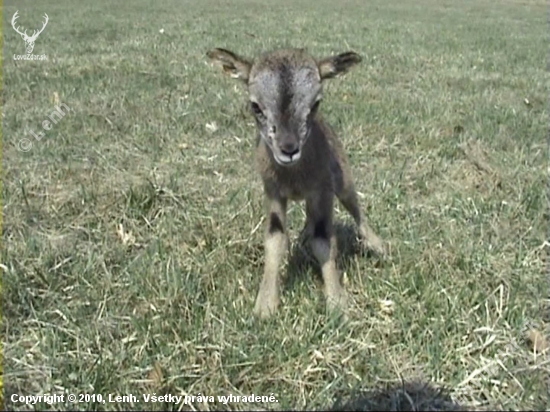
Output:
top-left (207, 47), bottom-right (385, 318)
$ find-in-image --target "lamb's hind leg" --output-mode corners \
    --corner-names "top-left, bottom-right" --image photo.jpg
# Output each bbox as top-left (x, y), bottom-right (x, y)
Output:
top-left (337, 184), bottom-right (386, 257)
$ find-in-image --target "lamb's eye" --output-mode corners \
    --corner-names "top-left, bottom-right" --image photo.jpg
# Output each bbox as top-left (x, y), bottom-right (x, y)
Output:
top-left (250, 102), bottom-right (264, 117)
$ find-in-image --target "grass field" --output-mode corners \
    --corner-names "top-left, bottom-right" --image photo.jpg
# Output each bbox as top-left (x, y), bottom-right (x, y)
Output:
top-left (2, 0), bottom-right (549, 410)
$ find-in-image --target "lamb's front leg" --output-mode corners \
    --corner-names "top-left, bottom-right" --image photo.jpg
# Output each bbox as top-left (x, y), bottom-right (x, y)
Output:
top-left (253, 195), bottom-right (288, 319)
top-left (306, 191), bottom-right (347, 314)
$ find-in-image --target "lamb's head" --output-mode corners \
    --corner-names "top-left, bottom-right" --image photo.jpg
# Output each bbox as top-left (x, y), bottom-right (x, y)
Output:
top-left (207, 48), bottom-right (362, 166)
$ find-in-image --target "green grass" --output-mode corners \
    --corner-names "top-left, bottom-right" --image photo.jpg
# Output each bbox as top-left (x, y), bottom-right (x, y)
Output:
top-left (1, 5), bottom-right (4, 410)
top-left (2, 0), bottom-right (548, 410)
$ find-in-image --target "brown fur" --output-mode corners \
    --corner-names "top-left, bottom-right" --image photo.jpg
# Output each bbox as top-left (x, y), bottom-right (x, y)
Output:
top-left (207, 47), bottom-right (386, 319)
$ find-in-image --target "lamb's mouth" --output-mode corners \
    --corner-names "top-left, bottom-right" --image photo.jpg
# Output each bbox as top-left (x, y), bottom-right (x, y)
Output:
top-left (272, 149), bottom-right (301, 166)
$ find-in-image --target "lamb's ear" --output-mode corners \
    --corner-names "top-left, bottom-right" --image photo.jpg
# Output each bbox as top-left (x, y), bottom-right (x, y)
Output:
top-left (317, 51), bottom-right (362, 80)
top-left (207, 48), bottom-right (252, 82)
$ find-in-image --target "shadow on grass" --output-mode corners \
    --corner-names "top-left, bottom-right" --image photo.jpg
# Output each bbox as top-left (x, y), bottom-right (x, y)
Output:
top-left (284, 221), bottom-right (379, 292)
top-left (330, 380), bottom-right (467, 411)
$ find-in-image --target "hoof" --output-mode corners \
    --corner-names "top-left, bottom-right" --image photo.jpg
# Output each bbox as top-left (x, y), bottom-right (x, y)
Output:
top-left (253, 288), bottom-right (280, 319)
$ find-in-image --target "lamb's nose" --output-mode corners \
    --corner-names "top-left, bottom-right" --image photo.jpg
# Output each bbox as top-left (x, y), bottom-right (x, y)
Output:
top-left (281, 142), bottom-right (299, 157)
